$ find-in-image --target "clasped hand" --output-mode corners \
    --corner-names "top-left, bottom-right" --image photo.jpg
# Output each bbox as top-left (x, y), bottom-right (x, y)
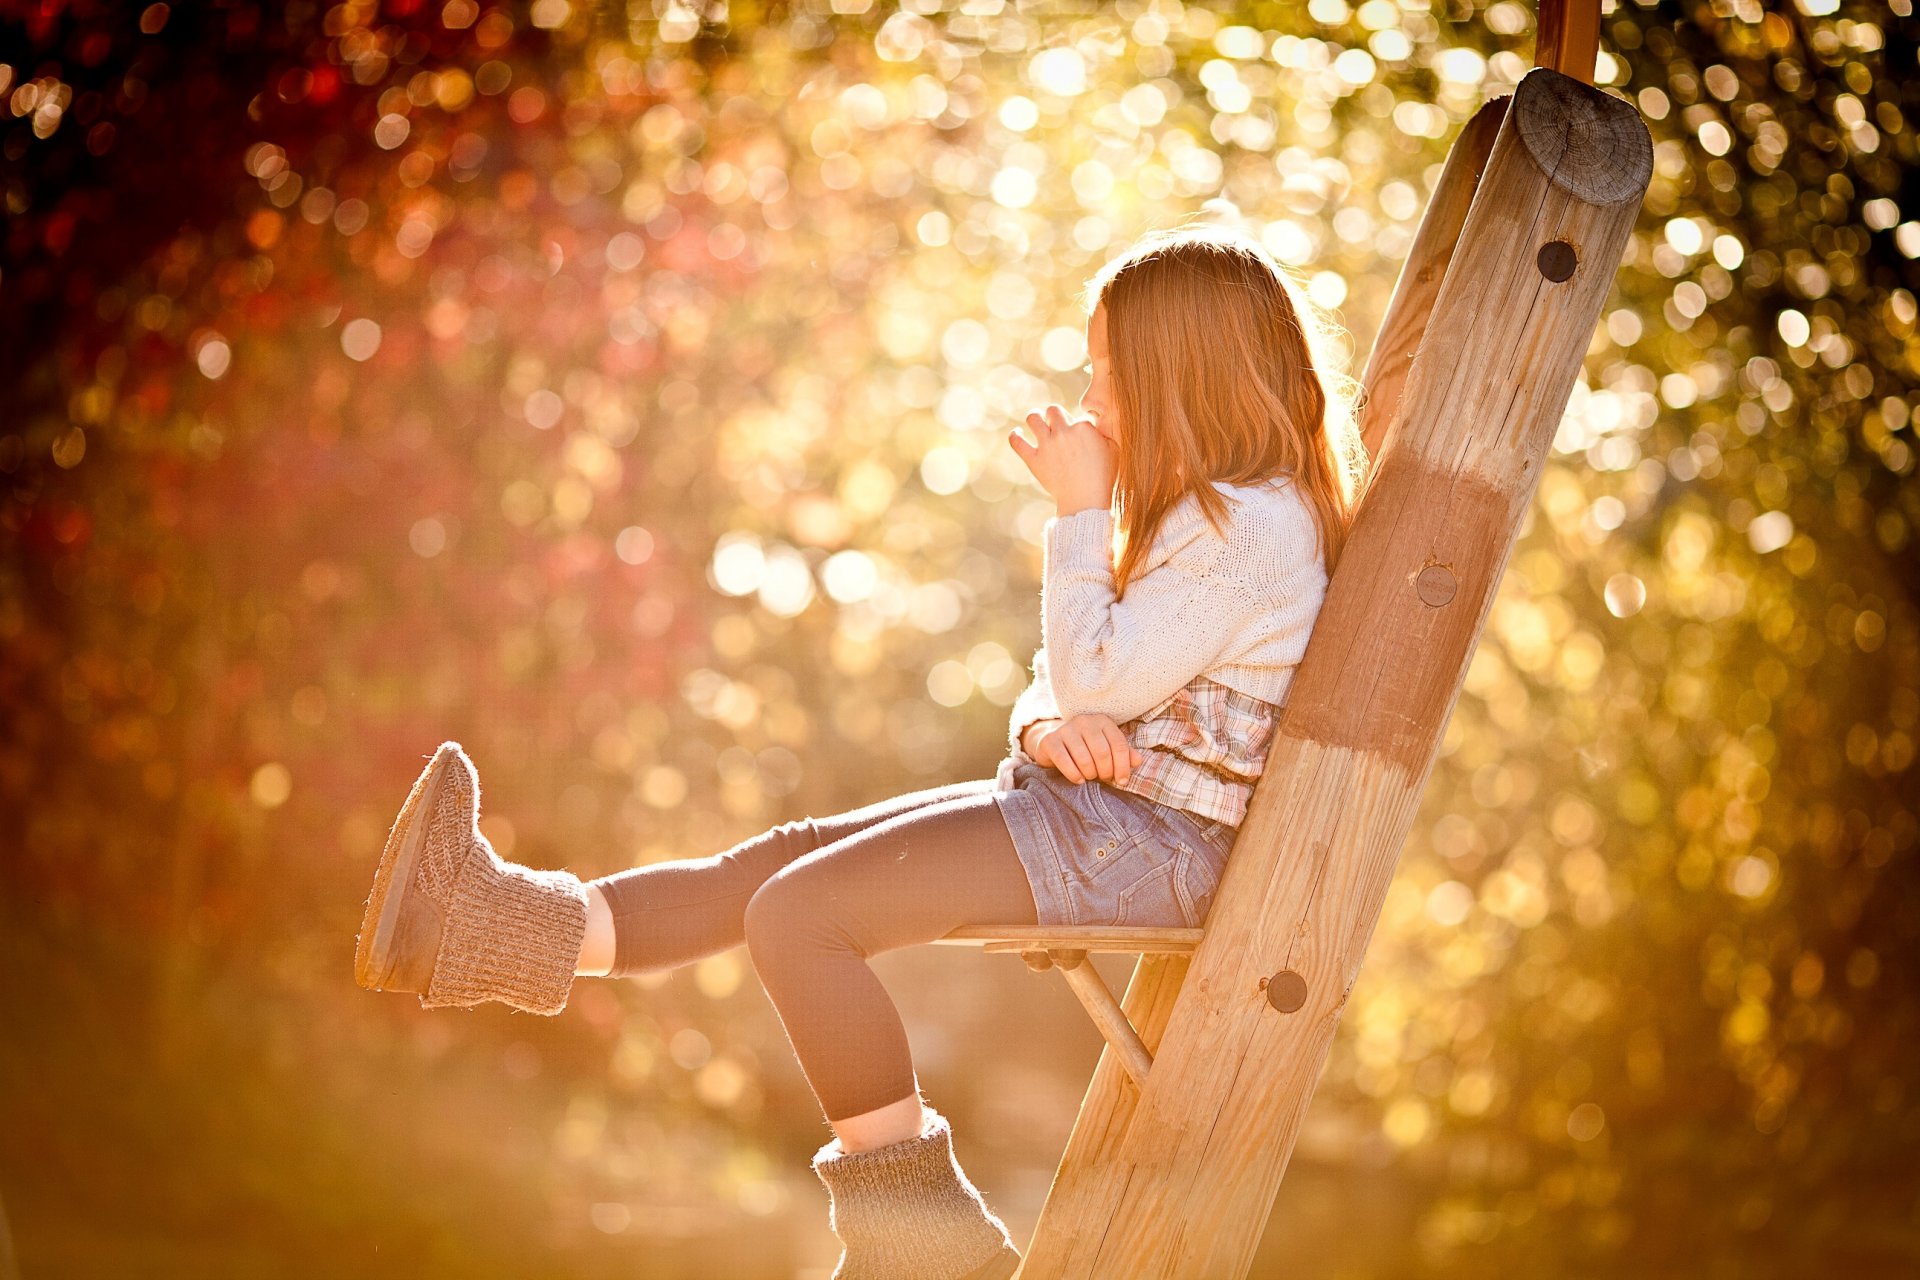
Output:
top-left (1006, 404), bottom-right (1115, 515)
top-left (1022, 713), bottom-right (1144, 786)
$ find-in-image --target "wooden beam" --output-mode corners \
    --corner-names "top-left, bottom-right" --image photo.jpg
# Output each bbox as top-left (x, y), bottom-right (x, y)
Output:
top-left (1014, 67), bottom-right (1650, 1279)
top-left (1357, 98), bottom-right (1506, 465)
top-left (1535, 0), bottom-right (1602, 84)
top-left (933, 925), bottom-right (1203, 955)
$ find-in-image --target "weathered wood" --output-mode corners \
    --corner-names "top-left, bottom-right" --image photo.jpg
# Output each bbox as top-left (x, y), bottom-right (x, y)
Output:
top-left (1536, 0), bottom-right (1602, 84)
top-left (1014, 67), bottom-right (1650, 1279)
top-left (933, 925), bottom-right (1203, 955)
top-left (1020, 952), bottom-right (1192, 1270)
top-left (1357, 98), bottom-right (1506, 463)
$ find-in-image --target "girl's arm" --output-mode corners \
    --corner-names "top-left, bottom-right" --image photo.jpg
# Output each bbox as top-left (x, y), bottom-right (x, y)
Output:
top-left (1040, 503), bottom-right (1291, 724)
top-left (1006, 645), bottom-right (1146, 782)
top-left (1007, 646), bottom-right (1062, 758)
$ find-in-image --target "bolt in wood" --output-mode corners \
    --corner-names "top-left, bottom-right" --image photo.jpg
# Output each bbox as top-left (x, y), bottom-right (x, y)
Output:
top-left (1415, 564), bottom-right (1458, 607)
top-left (1537, 239), bottom-right (1578, 281)
top-left (1262, 970), bottom-right (1309, 1013)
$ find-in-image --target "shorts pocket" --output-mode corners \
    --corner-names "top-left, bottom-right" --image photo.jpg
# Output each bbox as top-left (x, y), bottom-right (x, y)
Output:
top-left (1083, 783), bottom-right (1156, 874)
top-left (1113, 848), bottom-right (1188, 928)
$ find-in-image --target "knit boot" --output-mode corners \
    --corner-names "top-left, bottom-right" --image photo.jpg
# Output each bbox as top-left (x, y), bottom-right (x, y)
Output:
top-left (354, 740), bottom-right (589, 1015)
top-left (810, 1106), bottom-right (1023, 1280)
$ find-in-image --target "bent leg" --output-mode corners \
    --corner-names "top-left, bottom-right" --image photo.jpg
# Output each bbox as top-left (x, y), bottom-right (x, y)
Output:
top-left (741, 791), bottom-right (1037, 1125)
top-left (587, 776), bottom-right (1002, 978)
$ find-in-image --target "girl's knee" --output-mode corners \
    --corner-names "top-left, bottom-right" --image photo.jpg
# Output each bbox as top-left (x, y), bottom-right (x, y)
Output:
top-left (742, 875), bottom-right (790, 947)
top-left (744, 870), bottom-right (848, 960)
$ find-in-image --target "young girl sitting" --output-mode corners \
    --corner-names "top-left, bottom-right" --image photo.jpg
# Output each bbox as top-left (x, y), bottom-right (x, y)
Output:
top-left (353, 221), bottom-right (1364, 1280)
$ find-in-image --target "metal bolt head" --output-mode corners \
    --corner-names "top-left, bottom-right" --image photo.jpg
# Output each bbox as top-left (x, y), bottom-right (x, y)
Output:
top-left (1537, 239), bottom-right (1578, 282)
top-left (1264, 969), bottom-right (1308, 1013)
top-left (1415, 564), bottom-right (1457, 607)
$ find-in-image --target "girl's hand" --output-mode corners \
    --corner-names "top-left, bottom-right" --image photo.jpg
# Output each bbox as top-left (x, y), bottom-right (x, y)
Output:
top-left (1007, 404), bottom-right (1116, 516)
top-left (1025, 713), bottom-right (1144, 786)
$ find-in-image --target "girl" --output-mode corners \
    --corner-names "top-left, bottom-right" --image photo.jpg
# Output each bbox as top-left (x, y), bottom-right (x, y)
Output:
top-left (352, 221), bottom-right (1364, 1280)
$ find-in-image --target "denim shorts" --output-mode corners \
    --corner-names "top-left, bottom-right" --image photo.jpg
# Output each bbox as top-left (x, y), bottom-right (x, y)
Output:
top-left (990, 755), bottom-right (1239, 929)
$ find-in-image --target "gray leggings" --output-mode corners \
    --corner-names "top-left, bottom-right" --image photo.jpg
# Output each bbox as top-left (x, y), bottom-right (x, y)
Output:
top-left (586, 777), bottom-right (1039, 1122)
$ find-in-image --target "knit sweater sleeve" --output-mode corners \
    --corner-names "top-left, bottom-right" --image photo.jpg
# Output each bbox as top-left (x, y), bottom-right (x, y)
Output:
top-left (1040, 500), bottom-right (1263, 725)
top-left (1006, 645), bottom-right (1062, 756)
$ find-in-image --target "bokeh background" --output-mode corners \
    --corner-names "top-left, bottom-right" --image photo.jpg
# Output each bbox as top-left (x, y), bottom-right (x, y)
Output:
top-left (3, 0), bottom-right (1916, 1276)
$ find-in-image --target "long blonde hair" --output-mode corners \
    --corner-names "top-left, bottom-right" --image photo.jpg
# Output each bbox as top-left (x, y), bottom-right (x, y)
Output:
top-left (1082, 221), bottom-right (1367, 601)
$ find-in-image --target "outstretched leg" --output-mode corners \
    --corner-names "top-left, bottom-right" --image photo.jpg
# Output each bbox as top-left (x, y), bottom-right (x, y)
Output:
top-left (356, 740), bottom-right (1013, 1017)
top-left (582, 775), bottom-right (1007, 980)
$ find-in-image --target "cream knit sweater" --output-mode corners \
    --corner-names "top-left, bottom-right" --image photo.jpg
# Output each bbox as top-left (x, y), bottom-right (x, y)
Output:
top-left (1009, 475), bottom-right (1329, 738)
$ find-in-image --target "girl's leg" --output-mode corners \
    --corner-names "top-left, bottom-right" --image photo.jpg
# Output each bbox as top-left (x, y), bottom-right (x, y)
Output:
top-left (580, 776), bottom-right (1003, 978)
top-left (736, 791), bottom-right (1037, 1149)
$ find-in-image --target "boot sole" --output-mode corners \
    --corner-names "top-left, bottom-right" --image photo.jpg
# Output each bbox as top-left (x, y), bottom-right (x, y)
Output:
top-left (353, 750), bottom-right (452, 991)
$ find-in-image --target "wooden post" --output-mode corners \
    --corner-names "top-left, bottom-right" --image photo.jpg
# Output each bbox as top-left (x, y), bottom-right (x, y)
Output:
top-left (1012, 67), bottom-right (1650, 1279)
top-left (1536, 0), bottom-right (1602, 83)
top-left (1357, 98), bottom-right (1506, 463)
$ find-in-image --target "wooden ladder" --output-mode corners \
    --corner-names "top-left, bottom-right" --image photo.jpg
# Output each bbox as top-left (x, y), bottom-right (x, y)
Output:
top-left (934, 17), bottom-right (1649, 1278)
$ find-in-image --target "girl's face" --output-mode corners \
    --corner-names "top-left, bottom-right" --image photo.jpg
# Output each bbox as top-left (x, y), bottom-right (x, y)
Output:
top-left (1079, 303), bottom-right (1118, 451)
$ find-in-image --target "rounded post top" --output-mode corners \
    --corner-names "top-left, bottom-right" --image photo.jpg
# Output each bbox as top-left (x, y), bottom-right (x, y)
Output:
top-left (1512, 67), bottom-right (1654, 206)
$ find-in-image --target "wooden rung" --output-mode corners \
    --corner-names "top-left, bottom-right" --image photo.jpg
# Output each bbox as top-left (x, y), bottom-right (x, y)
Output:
top-left (933, 925), bottom-right (1204, 955)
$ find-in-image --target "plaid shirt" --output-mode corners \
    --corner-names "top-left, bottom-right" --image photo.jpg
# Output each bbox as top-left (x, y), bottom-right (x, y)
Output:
top-left (1008, 651), bottom-right (1281, 828)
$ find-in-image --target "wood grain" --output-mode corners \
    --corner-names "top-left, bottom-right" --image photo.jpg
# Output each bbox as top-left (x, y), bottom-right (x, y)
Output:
top-left (933, 925), bottom-right (1204, 955)
top-left (1535, 0), bottom-right (1602, 85)
top-left (1357, 98), bottom-right (1507, 464)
